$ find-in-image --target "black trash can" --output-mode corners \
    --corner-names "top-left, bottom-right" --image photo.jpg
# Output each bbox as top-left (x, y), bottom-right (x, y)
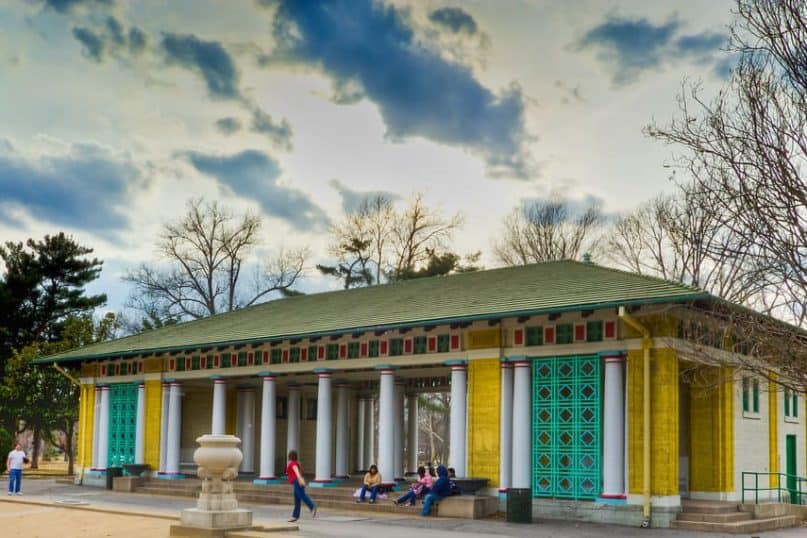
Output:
top-left (506, 488), bottom-right (532, 523)
top-left (105, 467), bottom-right (123, 489)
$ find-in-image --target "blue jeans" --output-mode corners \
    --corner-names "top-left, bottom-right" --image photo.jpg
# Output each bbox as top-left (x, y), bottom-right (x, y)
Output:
top-left (291, 481), bottom-right (315, 518)
top-left (421, 492), bottom-right (442, 516)
top-left (8, 469), bottom-right (21, 493)
top-left (396, 490), bottom-right (417, 505)
top-left (359, 484), bottom-right (379, 502)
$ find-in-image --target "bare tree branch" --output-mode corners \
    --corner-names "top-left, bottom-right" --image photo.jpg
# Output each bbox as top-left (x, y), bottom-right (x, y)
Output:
top-left (494, 198), bottom-right (603, 265)
top-left (124, 198), bottom-right (307, 323)
top-left (645, 0), bottom-right (807, 326)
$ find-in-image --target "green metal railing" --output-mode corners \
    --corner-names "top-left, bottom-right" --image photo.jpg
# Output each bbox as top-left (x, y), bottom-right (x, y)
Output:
top-left (741, 472), bottom-right (807, 505)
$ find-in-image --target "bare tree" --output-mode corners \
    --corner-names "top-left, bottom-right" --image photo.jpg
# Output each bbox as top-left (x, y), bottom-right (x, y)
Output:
top-left (670, 302), bottom-right (807, 392)
top-left (319, 193), bottom-right (464, 286)
top-left (317, 196), bottom-right (389, 289)
top-left (418, 392), bottom-right (450, 465)
top-left (605, 184), bottom-right (766, 306)
top-left (389, 193), bottom-right (463, 280)
top-left (646, 0), bottom-right (807, 326)
top-left (494, 198), bottom-right (603, 265)
top-left (362, 195), bottom-right (396, 285)
top-left (124, 198), bottom-right (307, 321)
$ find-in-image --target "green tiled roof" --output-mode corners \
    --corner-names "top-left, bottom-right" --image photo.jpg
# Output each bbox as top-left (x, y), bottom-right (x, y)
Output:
top-left (38, 260), bottom-right (708, 364)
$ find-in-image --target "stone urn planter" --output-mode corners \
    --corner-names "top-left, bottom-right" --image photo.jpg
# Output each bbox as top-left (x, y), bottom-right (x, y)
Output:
top-left (175, 434), bottom-right (252, 533)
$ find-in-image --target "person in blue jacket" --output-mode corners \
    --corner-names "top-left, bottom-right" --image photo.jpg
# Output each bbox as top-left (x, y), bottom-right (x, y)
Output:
top-left (421, 464), bottom-right (451, 516)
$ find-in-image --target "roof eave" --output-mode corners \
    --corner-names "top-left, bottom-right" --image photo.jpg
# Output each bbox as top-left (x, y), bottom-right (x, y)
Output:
top-left (34, 292), bottom-right (710, 366)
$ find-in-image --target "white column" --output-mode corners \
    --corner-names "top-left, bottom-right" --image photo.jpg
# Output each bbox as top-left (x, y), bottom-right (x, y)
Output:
top-left (512, 361), bottom-right (532, 489)
top-left (315, 371), bottom-right (333, 482)
top-left (378, 369), bottom-right (395, 485)
top-left (237, 387), bottom-right (256, 474)
top-left (92, 386), bottom-right (101, 469)
top-left (449, 363), bottom-right (468, 477)
top-left (499, 362), bottom-right (514, 491)
top-left (159, 382), bottom-right (170, 473)
top-left (406, 394), bottom-right (418, 474)
top-left (602, 353), bottom-right (626, 498)
top-left (96, 386), bottom-right (111, 470)
top-left (258, 375), bottom-right (277, 480)
top-left (366, 398), bottom-right (376, 466)
top-left (165, 382), bottom-right (182, 475)
top-left (356, 398), bottom-right (366, 472)
top-left (211, 377), bottom-right (227, 435)
top-left (335, 384), bottom-right (350, 478)
top-left (286, 385), bottom-right (301, 454)
top-left (393, 381), bottom-right (405, 480)
top-left (135, 383), bottom-right (146, 465)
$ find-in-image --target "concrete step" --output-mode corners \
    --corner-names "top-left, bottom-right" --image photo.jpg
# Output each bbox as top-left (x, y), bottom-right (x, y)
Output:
top-left (677, 511), bottom-right (751, 523)
top-left (138, 482), bottom-right (381, 502)
top-left (134, 485), bottom-right (423, 515)
top-left (680, 500), bottom-right (739, 514)
top-left (670, 515), bottom-right (798, 534)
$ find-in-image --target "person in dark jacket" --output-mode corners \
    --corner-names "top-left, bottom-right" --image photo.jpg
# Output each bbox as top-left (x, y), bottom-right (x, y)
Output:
top-left (447, 467), bottom-right (461, 495)
top-left (421, 464), bottom-right (451, 516)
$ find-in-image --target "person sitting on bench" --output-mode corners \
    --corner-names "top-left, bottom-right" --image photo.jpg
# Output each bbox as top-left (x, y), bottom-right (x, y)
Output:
top-left (447, 467), bottom-right (462, 495)
top-left (357, 464), bottom-right (382, 504)
top-left (421, 465), bottom-right (451, 516)
top-left (394, 465), bottom-right (433, 506)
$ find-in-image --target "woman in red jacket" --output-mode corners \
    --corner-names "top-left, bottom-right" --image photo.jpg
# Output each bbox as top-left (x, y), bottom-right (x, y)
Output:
top-left (286, 450), bottom-right (317, 522)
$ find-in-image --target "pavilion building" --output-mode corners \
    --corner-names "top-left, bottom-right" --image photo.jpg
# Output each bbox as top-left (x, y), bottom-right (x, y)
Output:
top-left (38, 261), bottom-right (806, 527)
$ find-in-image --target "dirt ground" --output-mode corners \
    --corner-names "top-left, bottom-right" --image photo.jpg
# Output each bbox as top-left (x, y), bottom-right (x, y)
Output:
top-left (0, 500), bottom-right (173, 537)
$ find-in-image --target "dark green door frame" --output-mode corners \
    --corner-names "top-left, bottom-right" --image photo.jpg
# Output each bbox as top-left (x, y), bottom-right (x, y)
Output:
top-left (786, 434), bottom-right (798, 504)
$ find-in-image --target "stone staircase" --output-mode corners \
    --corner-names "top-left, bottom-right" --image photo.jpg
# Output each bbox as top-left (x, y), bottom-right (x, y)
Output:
top-left (670, 499), bottom-right (799, 534)
top-left (136, 478), bottom-right (424, 516)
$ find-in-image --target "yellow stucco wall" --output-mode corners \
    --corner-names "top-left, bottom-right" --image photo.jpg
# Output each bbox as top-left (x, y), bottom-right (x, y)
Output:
top-left (144, 380), bottom-right (163, 469)
top-left (182, 386), bottom-right (213, 461)
top-left (467, 358), bottom-right (500, 486)
top-left (688, 366), bottom-right (733, 492)
top-left (627, 347), bottom-right (679, 496)
top-left (78, 383), bottom-right (95, 468)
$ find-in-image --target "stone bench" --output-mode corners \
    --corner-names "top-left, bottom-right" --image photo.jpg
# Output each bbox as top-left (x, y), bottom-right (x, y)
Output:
top-left (112, 476), bottom-right (143, 492)
top-left (433, 495), bottom-right (498, 519)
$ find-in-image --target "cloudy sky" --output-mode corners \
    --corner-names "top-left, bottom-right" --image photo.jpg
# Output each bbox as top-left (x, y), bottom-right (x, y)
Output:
top-left (0, 0), bottom-right (734, 314)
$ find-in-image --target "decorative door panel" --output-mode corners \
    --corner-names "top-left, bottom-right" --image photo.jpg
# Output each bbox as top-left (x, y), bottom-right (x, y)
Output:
top-left (108, 383), bottom-right (138, 467)
top-left (532, 355), bottom-right (601, 500)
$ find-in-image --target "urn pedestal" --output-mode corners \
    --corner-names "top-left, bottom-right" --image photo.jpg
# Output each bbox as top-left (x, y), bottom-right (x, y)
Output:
top-left (171, 434), bottom-right (252, 536)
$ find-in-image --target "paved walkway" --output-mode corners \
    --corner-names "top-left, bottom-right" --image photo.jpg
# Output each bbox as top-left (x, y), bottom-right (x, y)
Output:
top-left (2, 478), bottom-right (806, 537)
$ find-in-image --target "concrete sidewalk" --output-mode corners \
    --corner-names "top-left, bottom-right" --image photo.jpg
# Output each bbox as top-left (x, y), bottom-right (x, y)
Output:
top-left (5, 478), bottom-right (807, 537)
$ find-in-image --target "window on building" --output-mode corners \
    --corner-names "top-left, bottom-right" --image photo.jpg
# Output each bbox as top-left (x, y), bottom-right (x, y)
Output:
top-left (175, 358), bottom-right (186, 372)
top-left (390, 338), bottom-right (404, 356)
top-left (785, 388), bottom-right (799, 419)
top-left (586, 321), bottom-right (604, 342)
top-left (270, 348), bottom-right (282, 365)
top-left (556, 323), bottom-right (574, 344)
top-left (308, 345), bottom-right (317, 361)
top-left (238, 351), bottom-right (248, 367)
top-left (369, 340), bottom-right (380, 357)
top-left (413, 336), bottom-right (427, 354)
top-left (525, 326), bottom-right (543, 346)
top-left (192, 355), bottom-right (201, 370)
top-left (305, 398), bottom-right (318, 420)
top-left (437, 334), bottom-right (450, 353)
top-left (742, 377), bottom-right (760, 414)
top-left (289, 347), bottom-right (300, 363)
top-left (348, 342), bottom-right (360, 359)
top-left (326, 344), bottom-right (339, 360)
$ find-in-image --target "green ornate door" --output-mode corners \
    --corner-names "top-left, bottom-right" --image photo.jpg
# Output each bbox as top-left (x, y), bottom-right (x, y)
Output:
top-left (108, 383), bottom-right (138, 466)
top-left (533, 355), bottom-right (601, 499)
